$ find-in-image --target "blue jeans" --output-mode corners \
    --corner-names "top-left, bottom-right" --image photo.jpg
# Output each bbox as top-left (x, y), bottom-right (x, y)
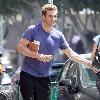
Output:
top-left (20, 71), bottom-right (51, 100)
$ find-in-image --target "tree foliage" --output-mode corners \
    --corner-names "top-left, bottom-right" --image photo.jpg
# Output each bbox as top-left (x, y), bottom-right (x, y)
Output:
top-left (1, 0), bottom-right (100, 52)
top-left (64, 0), bottom-right (100, 11)
top-left (0, 0), bottom-right (37, 16)
top-left (0, 0), bottom-right (100, 16)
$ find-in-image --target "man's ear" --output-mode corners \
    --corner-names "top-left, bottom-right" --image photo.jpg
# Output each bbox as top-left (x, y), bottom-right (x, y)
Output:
top-left (42, 15), bottom-right (46, 21)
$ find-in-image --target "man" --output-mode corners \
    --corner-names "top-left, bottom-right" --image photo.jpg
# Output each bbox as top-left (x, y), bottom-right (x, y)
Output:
top-left (17, 4), bottom-right (92, 100)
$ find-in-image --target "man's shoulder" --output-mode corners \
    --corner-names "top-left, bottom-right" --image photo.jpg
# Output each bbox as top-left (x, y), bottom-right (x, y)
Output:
top-left (27, 25), bottom-right (36, 29)
top-left (27, 23), bottom-right (40, 30)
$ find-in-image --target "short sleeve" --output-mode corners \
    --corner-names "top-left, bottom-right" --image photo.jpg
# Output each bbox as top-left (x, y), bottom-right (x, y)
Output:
top-left (22, 25), bottom-right (35, 41)
top-left (60, 33), bottom-right (69, 50)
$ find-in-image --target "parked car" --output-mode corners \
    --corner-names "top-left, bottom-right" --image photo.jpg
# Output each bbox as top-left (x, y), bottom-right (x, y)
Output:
top-left (0, 63), bottom-right (15, 100)
top-left (50, 53), bottom-right (100, 100)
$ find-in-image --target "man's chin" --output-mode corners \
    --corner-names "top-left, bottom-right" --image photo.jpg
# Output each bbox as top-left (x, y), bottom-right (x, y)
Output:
top-left (50, 23), bottom-right (56, 26)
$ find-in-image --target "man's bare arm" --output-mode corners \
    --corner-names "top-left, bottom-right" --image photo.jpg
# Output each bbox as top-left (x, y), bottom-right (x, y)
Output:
top-left (17, 38), bottom-right (53, 62)
top-left (64, 47), bottom-right (92, 67)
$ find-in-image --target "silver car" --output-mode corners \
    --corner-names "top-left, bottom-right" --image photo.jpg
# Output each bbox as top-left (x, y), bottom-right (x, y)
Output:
top-left (0, 64), bottom-right (15, 100)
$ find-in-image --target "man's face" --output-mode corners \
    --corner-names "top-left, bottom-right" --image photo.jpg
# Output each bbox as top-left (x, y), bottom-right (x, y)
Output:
top-left (43, 10), bottom-right (57, 26)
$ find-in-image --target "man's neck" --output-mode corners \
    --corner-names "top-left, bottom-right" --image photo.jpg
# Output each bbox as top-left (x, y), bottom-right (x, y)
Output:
top-left (42, 22), bottom-right (53, 32)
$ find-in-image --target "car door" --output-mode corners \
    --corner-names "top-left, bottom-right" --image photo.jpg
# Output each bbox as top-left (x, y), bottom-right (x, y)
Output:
top-left (50, 59), bottom-right (74, 100)
top-left (57, 60), bottom-right (79, 100)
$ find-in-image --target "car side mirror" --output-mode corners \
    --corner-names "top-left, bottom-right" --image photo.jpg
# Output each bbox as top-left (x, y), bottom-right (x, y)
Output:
top-left (59, 79), bottom-right (71, 87)
top-left (59, 79), bottom-right (79, 94)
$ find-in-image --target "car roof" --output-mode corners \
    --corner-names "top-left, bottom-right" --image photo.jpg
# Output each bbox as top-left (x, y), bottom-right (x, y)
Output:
top-left (52, 62), bottom-right (65, 68)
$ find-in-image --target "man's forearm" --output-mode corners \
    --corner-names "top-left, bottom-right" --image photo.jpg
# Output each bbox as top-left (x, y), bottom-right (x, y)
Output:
top-left (17, 46), bottom-right (39, 59)
top-left (64, 48), bottom-right (92, 67)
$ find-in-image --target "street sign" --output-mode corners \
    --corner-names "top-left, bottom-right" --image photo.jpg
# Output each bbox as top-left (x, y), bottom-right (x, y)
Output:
top-left (48, 0), bottom-right (53, 4)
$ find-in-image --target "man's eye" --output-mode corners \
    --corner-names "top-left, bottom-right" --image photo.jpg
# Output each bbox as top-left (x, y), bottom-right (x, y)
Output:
top-left (54, 15), bottom-right (57, 18)
top-left (49, 15), bottom-right (52, 17)
top-left (49, 15), bottom-right (57, 18)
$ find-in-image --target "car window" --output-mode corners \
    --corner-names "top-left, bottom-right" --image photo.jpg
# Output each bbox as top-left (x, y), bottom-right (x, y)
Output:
top-left (66, 62), bottom-right (78, 86)
top-left (3, 72), bottom-right (10, 78)
top-left (60, 60), bottom-right (73, 80)
top-left (81, 64), bottom-right (96, 87)
top-left (0, 72), bottom-right (12, 84)
top-left (66, 63), bottom-right (78, 78)
top-left (60, 60), bottom-right (78, 81)
top-left (50, 63), bottom-right (64, 82)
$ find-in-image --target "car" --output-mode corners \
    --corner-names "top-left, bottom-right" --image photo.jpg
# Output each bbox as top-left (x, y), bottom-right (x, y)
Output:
top-left (0, 63), bottom-right (15, 100)
top-left (50, 53), bottom-right (100, 100)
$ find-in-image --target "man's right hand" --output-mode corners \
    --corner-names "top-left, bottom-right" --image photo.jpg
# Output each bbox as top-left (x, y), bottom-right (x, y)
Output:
top-left (37, 54), bottom-right (53, 62)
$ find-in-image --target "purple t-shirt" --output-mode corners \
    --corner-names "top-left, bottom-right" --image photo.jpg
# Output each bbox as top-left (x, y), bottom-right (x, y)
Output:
top-left (21, 23), bottom-right (69, 77)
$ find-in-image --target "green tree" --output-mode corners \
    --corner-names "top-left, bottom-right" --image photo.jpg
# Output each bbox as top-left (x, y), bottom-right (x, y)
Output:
top-left (63, 0), bottom-right (100, 34)
top-left (56, 0), bottom-right (100, 52)
top-left (0, 0), bottom-right (100, 52)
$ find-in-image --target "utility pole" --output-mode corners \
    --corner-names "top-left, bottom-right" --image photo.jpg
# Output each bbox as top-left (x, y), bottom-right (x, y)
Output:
top-left (0, 15), bottom-right (4, 57)
top-left (60, 2), bottom-right (65, 36)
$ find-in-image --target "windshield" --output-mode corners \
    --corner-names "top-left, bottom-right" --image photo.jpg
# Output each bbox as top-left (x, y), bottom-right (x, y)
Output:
top-left (0, 72), bottom-right (11, 84)
top-left (81, 64), bottom-right (97, 87)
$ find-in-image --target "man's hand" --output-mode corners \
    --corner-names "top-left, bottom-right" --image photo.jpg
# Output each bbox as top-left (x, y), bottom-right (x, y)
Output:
top-left (86, 60), bottom-right (92, 67)
top-left (37, 54), bottom-right (53, 62)
top-left (84, 60), bottom-right (98, 73)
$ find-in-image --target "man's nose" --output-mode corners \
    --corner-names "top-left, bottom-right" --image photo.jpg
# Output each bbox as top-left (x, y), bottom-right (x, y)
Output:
top-left (51, 16), bottom-right (56, 21)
